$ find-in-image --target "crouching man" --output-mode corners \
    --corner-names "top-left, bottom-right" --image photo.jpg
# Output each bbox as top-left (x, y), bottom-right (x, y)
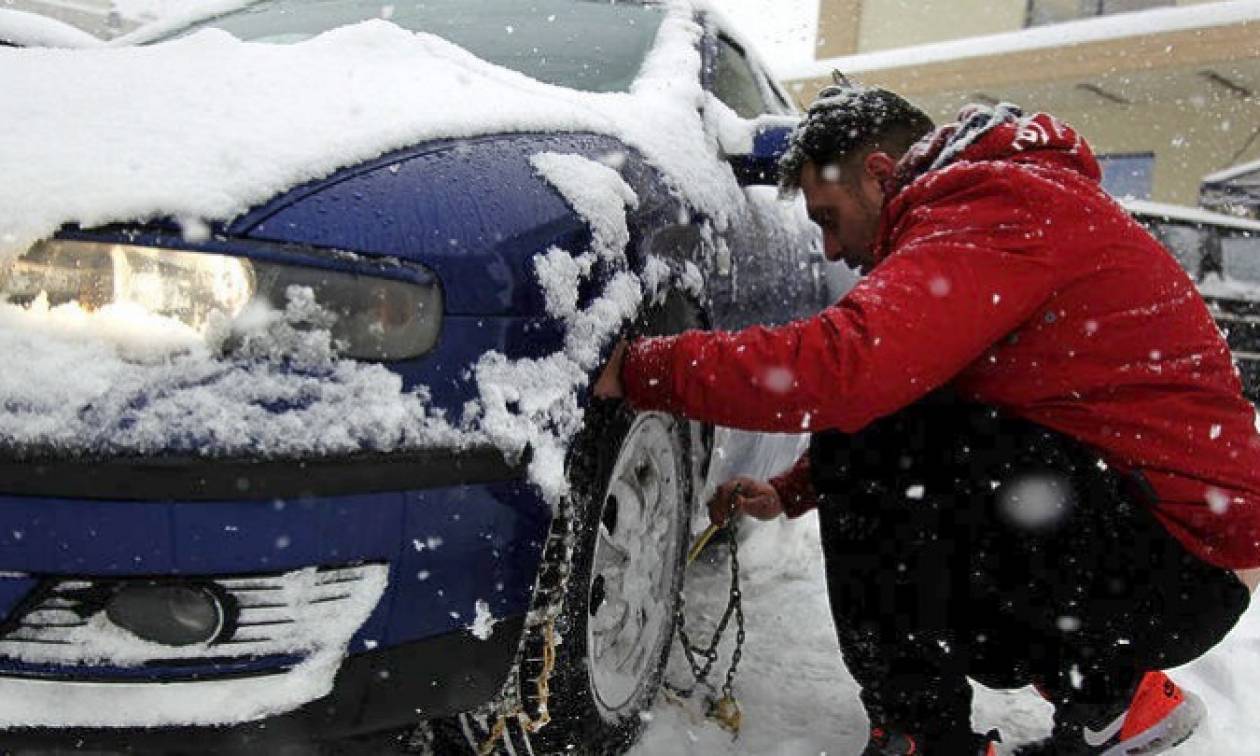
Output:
top-left (596, 85), bottom-right (1258, 755)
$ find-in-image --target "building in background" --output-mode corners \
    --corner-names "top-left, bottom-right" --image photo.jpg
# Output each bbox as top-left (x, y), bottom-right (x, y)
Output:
top-left (1202, 157), bottom-right (1260, 217)
top-left (782, 0), bottom-right (1260, 212)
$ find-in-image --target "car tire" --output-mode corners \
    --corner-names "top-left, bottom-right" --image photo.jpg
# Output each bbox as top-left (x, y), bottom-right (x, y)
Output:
top-left (438, 403), bottom-right (692, 756)
top-left (533, 402), bottom-right (692, 755)
top-left (431, 296), bottom-right (703, 756)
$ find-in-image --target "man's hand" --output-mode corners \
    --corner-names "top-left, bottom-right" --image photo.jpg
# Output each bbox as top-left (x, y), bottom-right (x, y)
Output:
top-left (707, 477), bottom-right (782, 527)
top-left (593, 339), bottom-right (628, 399)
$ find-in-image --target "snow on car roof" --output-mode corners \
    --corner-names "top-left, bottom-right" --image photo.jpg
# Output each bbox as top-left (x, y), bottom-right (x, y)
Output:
top-left (0, 8), bottom-right (104, 48)
top-left (1123, 199), bottom-right (1260, 234)
top-left (1203, 156), bottom-right (1260, 186)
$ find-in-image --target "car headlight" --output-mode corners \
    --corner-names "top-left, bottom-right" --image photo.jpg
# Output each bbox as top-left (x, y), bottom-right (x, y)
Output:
top-left (1, 240), bottom-right (442, 361)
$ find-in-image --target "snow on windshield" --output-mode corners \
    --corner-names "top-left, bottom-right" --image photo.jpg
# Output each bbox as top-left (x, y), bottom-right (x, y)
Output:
top-left (153, 0), bottom-right (666, 94)
top-left (0, 2), bottom-right (744, 502)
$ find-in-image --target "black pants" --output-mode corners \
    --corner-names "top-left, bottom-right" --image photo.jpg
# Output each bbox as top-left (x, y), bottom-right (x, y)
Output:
top-left (810, 392), bottom-right (1251, 740)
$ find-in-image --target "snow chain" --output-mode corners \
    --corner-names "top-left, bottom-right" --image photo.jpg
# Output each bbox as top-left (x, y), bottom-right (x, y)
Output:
top-left (473, 492), bottom-right (576, 756)
top-left (477, 618), bottom-right (557, 756)
top-left (670, 522), bottom-right (746, 734)
top-left (403, 492), bottom-right (576, 756)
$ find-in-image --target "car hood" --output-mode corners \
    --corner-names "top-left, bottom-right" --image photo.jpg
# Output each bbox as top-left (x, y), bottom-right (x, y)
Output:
top-left (230, 132), bottom-right (639, 316)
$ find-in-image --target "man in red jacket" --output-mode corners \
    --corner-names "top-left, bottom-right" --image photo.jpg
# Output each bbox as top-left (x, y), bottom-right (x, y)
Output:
top-left (596, 85), bottom-right (1257, 755)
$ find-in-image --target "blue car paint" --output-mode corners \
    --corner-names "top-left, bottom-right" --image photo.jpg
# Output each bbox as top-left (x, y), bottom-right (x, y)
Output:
top-left (0, 479), bottom-right (549, 680)
top-left (0, 42), bottom-right (818, 730)
top-left (0, 133), bottom-right (652, 688)
top-left (239, 133), bottom-right (643, 317)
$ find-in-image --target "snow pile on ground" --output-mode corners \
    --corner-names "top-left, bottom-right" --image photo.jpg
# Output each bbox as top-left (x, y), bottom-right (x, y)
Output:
top-left (635, 511), bottom-right (1260, 755)
top-left (1197, 273), bottom-right (1260, 302)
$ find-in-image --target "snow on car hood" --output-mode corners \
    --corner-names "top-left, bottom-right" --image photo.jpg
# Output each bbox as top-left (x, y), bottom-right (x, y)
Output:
top-left (0, 4), bottom-right (741, 264)
top-left (0, 4), bottom-right (738, 503)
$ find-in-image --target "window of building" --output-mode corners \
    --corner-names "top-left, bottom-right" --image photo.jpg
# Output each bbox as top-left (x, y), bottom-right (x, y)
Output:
top-left (1098, 152), bottom-right (1155, 200)
top-left (1027, 0), bottom-right (1174, 27)
top-left (1223, 236), bottom-right (1260, 284)
top-left (1148, 223), bottom-right (1208, 279)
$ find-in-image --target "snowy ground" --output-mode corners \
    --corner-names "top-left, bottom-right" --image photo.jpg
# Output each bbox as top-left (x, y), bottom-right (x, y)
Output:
top-left (633, 513), bottom-right (1260, 755)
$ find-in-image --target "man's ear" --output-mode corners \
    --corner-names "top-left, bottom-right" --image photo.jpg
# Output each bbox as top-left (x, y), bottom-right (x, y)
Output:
top-left (864, 151), bottom-right (896, 182)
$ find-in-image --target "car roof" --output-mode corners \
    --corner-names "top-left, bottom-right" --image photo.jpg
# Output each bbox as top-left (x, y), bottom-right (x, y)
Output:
top-left (1123, 199), bottom-right (1260, 234)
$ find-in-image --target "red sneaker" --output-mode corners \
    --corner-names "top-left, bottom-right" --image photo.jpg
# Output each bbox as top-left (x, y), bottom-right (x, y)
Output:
top-left (862, 726), bottom-right (1000, 755)
top-left (1082, 671), bottom-right (1203, 754)
top-left (862, 727), bottom-right (918, 755)
top-left (1017, 670), bottom-right (1204, 755)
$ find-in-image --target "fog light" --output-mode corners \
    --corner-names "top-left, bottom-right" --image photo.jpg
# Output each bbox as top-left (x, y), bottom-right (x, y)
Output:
top-left (105, 584), bottom-right (225, 647)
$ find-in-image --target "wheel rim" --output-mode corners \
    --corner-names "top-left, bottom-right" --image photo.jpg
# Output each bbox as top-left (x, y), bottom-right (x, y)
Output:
top-left (587, 413), bottom-right (683, 718)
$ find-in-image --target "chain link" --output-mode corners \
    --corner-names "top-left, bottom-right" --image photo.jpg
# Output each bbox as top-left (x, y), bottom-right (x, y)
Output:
top-left (671, 522), bottom-right (745, 701)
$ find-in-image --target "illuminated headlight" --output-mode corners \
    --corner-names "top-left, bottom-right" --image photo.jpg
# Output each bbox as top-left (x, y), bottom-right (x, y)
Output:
top-left (1, 240), bottom-right (442, 361)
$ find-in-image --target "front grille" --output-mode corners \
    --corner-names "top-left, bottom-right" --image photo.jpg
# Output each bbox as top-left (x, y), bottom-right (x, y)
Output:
top-left (0, 564), bottom-right (388, 668)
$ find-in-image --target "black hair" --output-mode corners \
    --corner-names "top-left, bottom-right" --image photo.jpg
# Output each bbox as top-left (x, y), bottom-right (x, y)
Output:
top-left (779, 81), bottom-right (934, 192)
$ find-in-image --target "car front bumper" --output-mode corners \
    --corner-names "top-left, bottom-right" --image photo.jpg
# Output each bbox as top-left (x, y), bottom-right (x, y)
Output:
top-left (0, 446), bottom-right (549, 741)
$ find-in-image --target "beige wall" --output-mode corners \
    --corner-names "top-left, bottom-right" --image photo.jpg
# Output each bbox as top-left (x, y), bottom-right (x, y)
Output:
top-left (1035, 99), bottom-right (1260, 205)
top-left (897, 93), bottom-right (1260, 205)
top-left (855, 0), bottom-right (1026, 53)
top-left (794, 6), bottom-right (1260, 206)
top-left (816, 0), bottom-right (863, 58)
top-left (818, 0), bottom-right (1227, 58)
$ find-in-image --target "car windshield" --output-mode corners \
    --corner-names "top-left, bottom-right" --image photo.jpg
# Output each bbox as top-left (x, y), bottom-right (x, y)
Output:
top-left (161, 0), bottom-right (665, 93)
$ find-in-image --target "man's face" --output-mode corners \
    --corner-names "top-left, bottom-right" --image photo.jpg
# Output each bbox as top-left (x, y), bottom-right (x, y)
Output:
top-left (800, 158), bottom-right (886, 269)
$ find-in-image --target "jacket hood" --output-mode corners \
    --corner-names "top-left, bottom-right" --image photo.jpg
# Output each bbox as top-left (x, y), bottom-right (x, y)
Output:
top-left (873, 104), bottom-right (1102, 262)
top-left (886, 103), bottom-right (1101, 197)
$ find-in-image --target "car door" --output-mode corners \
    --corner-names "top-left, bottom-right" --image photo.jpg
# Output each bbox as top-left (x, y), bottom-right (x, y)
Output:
top-left (701, 29), bottom-right (836, 331)
top-left (692, 28), bottom-right (848, 490)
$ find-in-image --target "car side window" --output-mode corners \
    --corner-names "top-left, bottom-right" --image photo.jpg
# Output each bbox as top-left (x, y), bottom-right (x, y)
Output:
top-left (712, 36), bottom-right (772, 119)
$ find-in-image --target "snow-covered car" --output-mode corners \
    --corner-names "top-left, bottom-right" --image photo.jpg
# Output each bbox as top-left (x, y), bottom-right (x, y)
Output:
top-left (0, 0), bottom-right (831, 752)
top-left (1126, 200), bottom-right (1260, 403)
top-left (0, 8), bottom-right (103, 48)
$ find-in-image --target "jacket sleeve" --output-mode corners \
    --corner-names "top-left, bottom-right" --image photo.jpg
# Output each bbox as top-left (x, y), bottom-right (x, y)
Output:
top-left (769, 453), bottom-right (818, 518)
top-left (622, 176), bottom-right (1066, 433)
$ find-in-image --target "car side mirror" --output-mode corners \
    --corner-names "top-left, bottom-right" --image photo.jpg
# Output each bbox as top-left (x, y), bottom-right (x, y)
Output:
top-left (720, 115), bottom-right (799, 187)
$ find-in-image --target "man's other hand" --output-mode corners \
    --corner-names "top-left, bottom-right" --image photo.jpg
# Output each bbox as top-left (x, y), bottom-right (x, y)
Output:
top-left (594, 339), bottom-right (628, 399)
top-left (708, 477), bottom-right (782, 527)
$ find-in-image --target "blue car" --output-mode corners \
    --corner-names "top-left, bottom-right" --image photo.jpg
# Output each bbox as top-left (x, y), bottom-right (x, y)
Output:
top-left (0, 1), bottom-right (833, 752)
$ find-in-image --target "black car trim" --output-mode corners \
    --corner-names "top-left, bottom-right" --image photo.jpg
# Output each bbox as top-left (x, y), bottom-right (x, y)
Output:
top-left (0, 445), bottom-right (527, 502)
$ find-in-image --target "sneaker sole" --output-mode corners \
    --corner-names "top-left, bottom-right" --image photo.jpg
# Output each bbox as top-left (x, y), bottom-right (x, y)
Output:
top-left (1101, 689), bottom-right (1206, 756)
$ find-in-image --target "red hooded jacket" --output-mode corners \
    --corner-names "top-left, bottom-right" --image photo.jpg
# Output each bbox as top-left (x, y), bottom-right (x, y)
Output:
top-left (622, 107), bottom-right (1260, 570)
